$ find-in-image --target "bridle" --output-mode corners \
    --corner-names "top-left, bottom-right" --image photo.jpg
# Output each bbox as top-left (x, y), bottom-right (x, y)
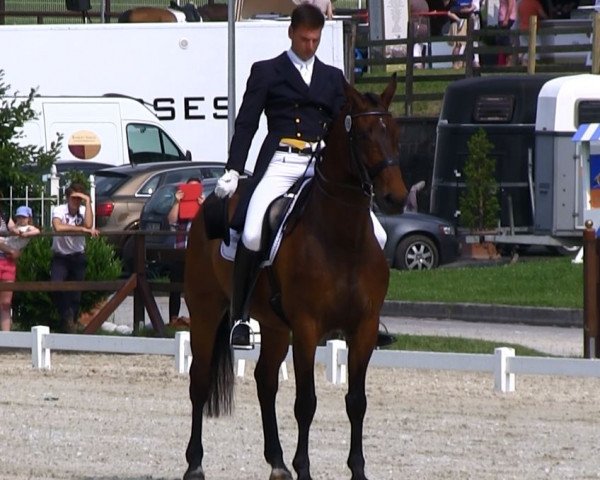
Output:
top-left (315, 108), bottom-right (399, 200)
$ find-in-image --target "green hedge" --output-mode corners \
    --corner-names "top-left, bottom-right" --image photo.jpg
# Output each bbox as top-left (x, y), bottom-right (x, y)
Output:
top-left (12, 236), bottom-right (121, 331)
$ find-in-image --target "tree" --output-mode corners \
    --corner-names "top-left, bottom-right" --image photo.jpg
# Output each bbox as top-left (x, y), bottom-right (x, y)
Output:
top-left (459, 129), bottom-right (500, 231)
top-left (0, 69), bottom-right (61, 199)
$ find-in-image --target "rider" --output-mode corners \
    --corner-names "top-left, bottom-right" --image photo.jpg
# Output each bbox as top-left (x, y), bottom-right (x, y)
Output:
top-left (214, 4), bottom-right (387, 349)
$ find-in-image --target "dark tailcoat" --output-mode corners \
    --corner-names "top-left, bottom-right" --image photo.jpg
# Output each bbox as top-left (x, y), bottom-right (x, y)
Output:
top-left (226, 51), bottom-right (346, 180)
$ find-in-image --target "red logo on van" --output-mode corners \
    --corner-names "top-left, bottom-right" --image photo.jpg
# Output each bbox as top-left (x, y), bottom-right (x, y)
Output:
top-left (68, 130), bottom-right (101, 159)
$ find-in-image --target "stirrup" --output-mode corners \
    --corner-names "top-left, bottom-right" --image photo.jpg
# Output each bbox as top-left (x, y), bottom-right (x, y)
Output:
top-left (376, 322), bottom-right (396, 348)
top-left (230, 320), bottom-right (255, 350)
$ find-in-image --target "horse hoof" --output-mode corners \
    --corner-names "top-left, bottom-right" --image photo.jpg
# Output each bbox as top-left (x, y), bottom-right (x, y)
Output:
top-left (270, 467), bottom-right (293, 480)
top-left (183, 466), bottom-right (205, 480)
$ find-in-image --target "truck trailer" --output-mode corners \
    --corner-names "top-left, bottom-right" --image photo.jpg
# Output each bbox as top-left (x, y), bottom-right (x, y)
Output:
top-left (0, 20), bottom-right (345, 171)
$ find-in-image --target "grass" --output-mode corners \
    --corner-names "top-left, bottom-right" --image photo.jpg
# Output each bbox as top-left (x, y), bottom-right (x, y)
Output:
top-left (386, 257), bottom-right (583, 309)
top-left (355, 68), bottom-right (455, 117)
top-left (386, 334), bottom-right (547, 356)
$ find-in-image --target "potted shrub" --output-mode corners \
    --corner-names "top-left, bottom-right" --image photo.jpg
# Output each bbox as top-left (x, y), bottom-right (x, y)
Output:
top-left (458, 128), bottom-right (500, 258)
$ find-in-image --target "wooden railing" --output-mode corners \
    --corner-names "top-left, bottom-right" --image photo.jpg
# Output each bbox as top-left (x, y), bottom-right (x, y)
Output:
top-left (0, 231), bottom-right (187, 336)
top-left (354, 13), bottom-right (600, 115)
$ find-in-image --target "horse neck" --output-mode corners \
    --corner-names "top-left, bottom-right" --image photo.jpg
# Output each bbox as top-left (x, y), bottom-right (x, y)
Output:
top-left (307, 118), bottom-right (374, 243)
top-left (314, 116), bottom-right (372, 208)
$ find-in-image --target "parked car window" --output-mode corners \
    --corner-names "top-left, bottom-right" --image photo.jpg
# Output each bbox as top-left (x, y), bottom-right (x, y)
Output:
top-left (137, 174), bottom-right (161, 196)
top-left (95, 172), bottom-right (130, 196)
top-left (200, 167), bottom-right (227, 179)
top-left (162, 168), bottom-right (204, 185)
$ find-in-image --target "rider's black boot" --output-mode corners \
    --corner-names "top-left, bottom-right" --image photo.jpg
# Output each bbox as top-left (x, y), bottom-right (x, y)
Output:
top-left (230, 241), bottom-right (261, 349)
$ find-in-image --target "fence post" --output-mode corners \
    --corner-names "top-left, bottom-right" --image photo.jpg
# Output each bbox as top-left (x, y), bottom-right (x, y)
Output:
top-left (405, 21), bottom-right (415, 116)
top-left (593, 12), bottom-right (600, 75)
top-left (174, 331), bottom-right (191, 374)
top-left (464, 16), bottom-right (474, 77)
top-left (31, 325), bottom-right (51, 370)
top-left (583, 220), bottom-right (599, 358)
top-left (326, 339), bottom-right (347, 385)
top-left (493, 347), bottom-right (515, 393)
top-left (527, 16), bottom-right (538, 74)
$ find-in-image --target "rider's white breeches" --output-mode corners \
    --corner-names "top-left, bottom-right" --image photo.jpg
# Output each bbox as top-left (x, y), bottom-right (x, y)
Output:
top-left (242, 151), bottom-right (387, 251)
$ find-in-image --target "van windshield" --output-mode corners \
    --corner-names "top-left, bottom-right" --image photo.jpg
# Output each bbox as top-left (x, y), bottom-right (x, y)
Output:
top-left (126, 123), bottom-right (185, 163)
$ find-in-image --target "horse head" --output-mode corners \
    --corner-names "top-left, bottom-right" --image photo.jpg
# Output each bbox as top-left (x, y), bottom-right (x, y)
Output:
top-left (338, 74), bottom-right (408, 214)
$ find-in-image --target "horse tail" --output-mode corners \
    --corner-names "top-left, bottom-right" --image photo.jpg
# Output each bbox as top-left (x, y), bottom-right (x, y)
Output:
top-left (117, 9), bottom-right (131, 23)
top-left (204, 312), bottom-right (235, 418)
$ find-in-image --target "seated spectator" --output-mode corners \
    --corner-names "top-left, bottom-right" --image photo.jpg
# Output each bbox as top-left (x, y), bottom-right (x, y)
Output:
top-left (0, 206), bottom-right (40, 331)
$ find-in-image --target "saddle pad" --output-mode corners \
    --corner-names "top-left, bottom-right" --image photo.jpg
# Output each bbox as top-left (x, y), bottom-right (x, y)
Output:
top-left (167, 8), bottom-right (187, 22)
top-left (220, 178), bottom-right (312, 265)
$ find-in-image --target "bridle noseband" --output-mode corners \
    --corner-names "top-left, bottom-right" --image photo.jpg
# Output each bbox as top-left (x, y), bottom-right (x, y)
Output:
top-left (347, 110), bottom-right (398, 190)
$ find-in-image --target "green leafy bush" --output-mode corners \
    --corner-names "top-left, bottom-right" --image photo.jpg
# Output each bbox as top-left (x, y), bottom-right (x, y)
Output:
top-left (458, 129), bottom-right (500, 230)
top-left (12, 236), bottom-right (122, 331)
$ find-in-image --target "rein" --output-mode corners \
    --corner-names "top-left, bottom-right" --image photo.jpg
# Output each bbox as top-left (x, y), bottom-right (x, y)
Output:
top-left (315, 109), bottom-right (398, 202)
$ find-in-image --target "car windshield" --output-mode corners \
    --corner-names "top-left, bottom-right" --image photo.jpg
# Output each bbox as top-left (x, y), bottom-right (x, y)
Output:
top-left (94, 172), bottom-right (130, 197)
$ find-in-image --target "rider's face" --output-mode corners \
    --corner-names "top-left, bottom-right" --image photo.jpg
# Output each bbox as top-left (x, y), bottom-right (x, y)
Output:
top-left (288, 25), bottom-right (322, 62)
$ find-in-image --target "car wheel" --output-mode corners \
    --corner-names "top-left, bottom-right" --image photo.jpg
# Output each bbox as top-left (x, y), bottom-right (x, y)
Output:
top-left (395, 235), bottom-right (439, 270)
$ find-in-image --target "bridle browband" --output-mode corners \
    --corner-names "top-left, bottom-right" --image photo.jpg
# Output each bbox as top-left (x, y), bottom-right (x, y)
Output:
top-left (315, 109), bottom-right (399, 200)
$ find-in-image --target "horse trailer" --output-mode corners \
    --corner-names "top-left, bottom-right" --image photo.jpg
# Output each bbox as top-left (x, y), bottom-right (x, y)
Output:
top-left (430, 74), bottom-right (600, 250)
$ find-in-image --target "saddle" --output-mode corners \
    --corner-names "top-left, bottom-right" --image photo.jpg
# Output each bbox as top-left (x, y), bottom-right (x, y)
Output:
top-left (168, 1), bottom-right (201, 21)
top-left (204, 177), bottom-right (312, 260)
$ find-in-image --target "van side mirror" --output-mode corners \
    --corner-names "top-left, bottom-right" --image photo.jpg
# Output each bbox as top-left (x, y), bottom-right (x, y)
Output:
top-left (185, 150), bottom-right (192, 161)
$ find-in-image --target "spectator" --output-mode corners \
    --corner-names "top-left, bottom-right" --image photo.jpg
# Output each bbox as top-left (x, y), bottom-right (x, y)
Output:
top-left (293, 0), bottom-right (334, 19)
top-left (0, 206), bottom-right (40, 331)
top-left (410, 0), bottom-right (431, 68)
top-left (443, 0), bottom-right (464, 68)
top-left (51, 183), bottom-right (99, 334)
top-left (498, 0), bottom-right (517, 65)
top-left (166, 178), bottom-right (204, 328)
top-left (518, 0), bottom-right (548, 65)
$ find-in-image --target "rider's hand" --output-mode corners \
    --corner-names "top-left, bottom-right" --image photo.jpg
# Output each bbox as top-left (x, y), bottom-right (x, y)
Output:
top-left (215, 169), bottom-right (240, 198)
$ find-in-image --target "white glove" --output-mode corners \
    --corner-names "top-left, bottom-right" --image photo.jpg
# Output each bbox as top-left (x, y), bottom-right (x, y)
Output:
top-left (215, 169), bottom-right (240, 198)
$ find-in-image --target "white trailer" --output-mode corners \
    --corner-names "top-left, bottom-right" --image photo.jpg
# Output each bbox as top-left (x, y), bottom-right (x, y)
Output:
top-left (0, 21), bottom-right (345, 171)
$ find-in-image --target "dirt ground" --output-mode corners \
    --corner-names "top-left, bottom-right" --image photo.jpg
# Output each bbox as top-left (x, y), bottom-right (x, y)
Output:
top-left (2, 351), bottom-right (600, 480)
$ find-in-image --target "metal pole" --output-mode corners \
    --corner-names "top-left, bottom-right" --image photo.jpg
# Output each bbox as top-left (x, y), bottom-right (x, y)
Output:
top-left (227, 0), bottom-right (236, 146)
top-left (583, 220), bottom-right (599, 358)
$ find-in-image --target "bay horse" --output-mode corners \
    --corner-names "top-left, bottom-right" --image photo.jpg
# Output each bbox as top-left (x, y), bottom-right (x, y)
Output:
top-left (118, 6), bottom-right (178, 23)
top-left (183, 74), bottom-right (407, 480)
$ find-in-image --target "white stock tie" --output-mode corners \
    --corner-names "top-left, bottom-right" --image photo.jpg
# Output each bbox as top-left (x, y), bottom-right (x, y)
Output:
top-left (300, 63), bottom-right (311, 86)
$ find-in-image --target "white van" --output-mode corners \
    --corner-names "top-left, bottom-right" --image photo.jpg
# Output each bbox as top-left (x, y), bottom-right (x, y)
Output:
top-left (15, 95), bottom-right (192, 169)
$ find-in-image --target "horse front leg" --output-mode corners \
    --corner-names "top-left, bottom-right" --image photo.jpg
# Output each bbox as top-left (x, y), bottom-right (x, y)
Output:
top-left (291, 330), bottom-right (319, 480)
top-left (345, 324), bottom-right (378, 480)
top-left (255, 327), bottom-right (294, 480)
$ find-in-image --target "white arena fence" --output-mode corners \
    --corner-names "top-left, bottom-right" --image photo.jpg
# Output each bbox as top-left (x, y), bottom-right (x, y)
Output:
top-left (2, 326), bottom-right (600, 393)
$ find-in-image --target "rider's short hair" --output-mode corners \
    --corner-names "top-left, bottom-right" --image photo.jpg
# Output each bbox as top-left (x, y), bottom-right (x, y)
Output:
top-left (291, 3), bottom-right (325, 30)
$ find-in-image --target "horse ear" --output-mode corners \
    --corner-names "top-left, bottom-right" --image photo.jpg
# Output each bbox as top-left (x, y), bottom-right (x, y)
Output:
top-left (380, 73), bottom-right (397, 110)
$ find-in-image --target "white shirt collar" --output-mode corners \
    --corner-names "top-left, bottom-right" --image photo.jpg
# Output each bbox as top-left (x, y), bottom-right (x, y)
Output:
top-left (287, 49), bottom-right (315, 71)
